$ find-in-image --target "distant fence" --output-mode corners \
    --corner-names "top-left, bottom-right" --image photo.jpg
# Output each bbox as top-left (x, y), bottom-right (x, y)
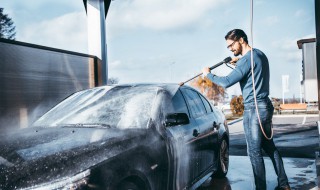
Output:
top-left (279, 103), bottom-right (307, 114)
top-left (0, 39), bottom-right (102, 130)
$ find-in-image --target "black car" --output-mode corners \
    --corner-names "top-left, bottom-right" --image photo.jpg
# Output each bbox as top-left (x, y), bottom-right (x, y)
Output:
top-left (0, 84), bottom-right (229, 190)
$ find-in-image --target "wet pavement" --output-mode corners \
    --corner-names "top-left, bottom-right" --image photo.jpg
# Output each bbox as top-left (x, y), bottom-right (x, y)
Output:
top-left (229, 114), bottom-right (319, 158)
top-left (199, 114), bottom-right (319, 190)
top-left (198, 156), bottom-right (317, 190)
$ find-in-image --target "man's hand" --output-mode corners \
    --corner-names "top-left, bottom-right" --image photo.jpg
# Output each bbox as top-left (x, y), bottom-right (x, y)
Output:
top-left (230, 57), bottom-right (240, 65)
top-left (202, 67), bottom-right (210, 77)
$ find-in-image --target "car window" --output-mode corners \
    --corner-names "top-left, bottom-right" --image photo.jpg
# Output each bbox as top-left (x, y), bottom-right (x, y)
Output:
top-left (181, 88), bottom-right (206, 118)
top-left (33, 86), bottom-right (158, 129)
top-left (199, 93), bottom-right (213, 113)
top-left (172, 89), bottom-right (189, 114)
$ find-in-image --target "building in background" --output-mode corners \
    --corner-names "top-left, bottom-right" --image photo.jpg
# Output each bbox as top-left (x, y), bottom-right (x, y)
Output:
top-left (0, 39), bottom-right (102, 130)
top-left (297, 38), bottom-right (318, 105)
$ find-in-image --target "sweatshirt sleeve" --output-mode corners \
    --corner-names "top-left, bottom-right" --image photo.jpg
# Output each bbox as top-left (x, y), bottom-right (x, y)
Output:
top-left (206, 57), bottom-right (250, 88)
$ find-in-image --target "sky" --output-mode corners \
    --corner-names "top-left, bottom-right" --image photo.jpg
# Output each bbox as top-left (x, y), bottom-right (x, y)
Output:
top-left (1, 0), bottom-right (316, 100)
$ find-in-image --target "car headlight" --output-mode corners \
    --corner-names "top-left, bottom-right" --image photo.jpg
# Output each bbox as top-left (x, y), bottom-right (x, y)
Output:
top-left (21, 169), bottom-right (91, 190)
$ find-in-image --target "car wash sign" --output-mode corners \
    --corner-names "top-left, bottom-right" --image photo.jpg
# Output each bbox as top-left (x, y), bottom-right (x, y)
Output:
top-left (282, 75), bottom-right (289, 104)
top-left (282, 75), bottom-right (289, 93)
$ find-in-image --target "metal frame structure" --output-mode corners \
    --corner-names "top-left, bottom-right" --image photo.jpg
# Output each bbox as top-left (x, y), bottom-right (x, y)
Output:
top-left (0, 38), bottom-right (102, 129)
top-left (314, 0), bottom-right (320, 188)
top-left (316, 0), bottom-right (320, 108)
top-left (297, 38), bottom-right (317, 103)
top-left (83, 0), bottom-right (111, 85)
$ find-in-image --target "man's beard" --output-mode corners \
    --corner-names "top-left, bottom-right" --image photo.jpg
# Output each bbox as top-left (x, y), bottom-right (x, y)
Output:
top-left (233, 51), bottom-right (241, 56)
top-left (233, 46), bottom-right (242, 56)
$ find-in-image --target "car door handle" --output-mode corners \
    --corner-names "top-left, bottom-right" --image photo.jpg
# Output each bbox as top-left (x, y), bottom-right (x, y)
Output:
top-left (213, 121), bottom-right (219, 129)
top-left (193, 129), bottom-right (200, 137)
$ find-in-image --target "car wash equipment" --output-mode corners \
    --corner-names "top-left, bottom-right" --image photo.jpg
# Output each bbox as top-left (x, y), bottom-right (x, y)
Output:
top-left (179, 56), bottom-right (232, 86)
top-left (249, 0), bottom-right (273, 140)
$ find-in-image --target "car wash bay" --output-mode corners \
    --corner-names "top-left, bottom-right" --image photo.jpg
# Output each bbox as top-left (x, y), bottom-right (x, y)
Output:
top-left (1, 1), bottom-right (320, 189)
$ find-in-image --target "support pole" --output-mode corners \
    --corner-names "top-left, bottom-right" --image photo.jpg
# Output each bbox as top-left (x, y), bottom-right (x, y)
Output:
top-left (83, 0), bottom-right (111, 85)
top-left (314, 0), bottom-right (320, 188)
top-left (316, 0), bottom-right (320, 108)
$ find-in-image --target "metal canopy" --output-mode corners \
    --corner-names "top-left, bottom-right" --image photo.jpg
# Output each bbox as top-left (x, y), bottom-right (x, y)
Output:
top-left (83, 0), bottom-right (111, 18)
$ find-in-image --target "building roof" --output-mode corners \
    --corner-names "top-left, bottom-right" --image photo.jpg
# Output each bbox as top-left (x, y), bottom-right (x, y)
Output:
top-left (297, 38), bottom-right (316, 49)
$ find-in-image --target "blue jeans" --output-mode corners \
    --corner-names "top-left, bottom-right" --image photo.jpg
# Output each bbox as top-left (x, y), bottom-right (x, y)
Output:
top-left (243, 98), bottom-right (289, 190)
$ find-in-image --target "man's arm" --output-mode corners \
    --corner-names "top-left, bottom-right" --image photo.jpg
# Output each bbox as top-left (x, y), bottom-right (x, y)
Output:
top-left (203, 58), bottom-right (249, 88)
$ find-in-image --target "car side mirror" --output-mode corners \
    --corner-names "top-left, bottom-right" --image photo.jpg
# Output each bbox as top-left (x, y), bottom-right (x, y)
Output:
top-left (164, 113), bottom-right (190, 127)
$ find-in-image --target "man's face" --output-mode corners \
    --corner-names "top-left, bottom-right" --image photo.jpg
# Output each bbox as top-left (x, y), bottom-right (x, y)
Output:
top-left (226, 39), bottom-right (242, 56)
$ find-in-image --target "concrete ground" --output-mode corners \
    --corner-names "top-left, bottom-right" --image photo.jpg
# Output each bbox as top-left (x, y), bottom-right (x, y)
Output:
top-left (198, 114), bottom-right (319, 190)
top-left (199, 156), bottom-right (317, 190)
top-left (229, 114), bottom-right (319, 158)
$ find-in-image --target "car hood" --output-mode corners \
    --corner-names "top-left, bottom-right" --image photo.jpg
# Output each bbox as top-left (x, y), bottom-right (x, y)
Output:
top-left (0, 126), bottom-right (147, 189)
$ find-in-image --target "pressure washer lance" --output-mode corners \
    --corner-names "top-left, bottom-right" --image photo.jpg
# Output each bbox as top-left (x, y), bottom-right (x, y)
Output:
top-left (179, 57), bottom-right (232, 86)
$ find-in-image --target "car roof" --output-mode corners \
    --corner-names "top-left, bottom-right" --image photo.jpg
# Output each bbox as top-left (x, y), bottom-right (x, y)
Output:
top-left (95, 83), bottom-right (181, 94)
top-left (79, 83), bottom-right (199, 98)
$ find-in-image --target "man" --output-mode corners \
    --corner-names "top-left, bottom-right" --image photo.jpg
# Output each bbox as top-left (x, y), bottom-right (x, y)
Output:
top-left (202, 29), bottom-right (290, 190)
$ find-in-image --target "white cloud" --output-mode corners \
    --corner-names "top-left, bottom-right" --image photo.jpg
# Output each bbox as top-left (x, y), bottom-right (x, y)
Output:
top-left (109, 60), bottom-right (122, 69)
top-left (294, 9), bottom-right (314, 23)
top-left (295, 9), bottom-right (306, 18)
top-left (272, 34), bottom-right (315, 51)
top-left (17, 12), bottom-right (88, 53)
top-left (107, 0), bottom-right (228, 32)
top-left (255, 0), bottom-right (266, 5)
top-left (272, 39), bottom-right (295, 51)
top-left (271, 38), bottom-right (299, 62)
top-left (264, 16), bottom-right (279, 26)
top-left (300, 34), bottom-right (316, 39)
top-left (5, 0), bottom-right (83, 11)
top-left (271, 34), bottom-right (315, 63)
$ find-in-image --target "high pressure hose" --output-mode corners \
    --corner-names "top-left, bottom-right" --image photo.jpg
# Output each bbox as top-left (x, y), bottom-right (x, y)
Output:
top-left (250, 0), bottom-right (273, 140)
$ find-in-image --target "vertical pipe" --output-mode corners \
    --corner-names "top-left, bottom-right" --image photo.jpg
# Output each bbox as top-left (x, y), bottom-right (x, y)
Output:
top-left (314, 0), bottom-right (320, 188)
top-left (316, 0), bottom-right (320, 109)
top-left (86, 0), bottom-right (108, 85)
top-left (299, 74), bottom-right (302, 103)
top-left (99, 0), bottom-right (108, 84)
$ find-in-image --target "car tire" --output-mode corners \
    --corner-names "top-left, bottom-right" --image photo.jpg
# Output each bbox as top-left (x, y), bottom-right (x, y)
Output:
top-left (214, 138), bottom-right (229, 178)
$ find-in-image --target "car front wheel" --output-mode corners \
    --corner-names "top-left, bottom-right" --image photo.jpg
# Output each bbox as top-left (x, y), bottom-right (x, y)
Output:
top-left (214, 138), bottom-right (229, 178)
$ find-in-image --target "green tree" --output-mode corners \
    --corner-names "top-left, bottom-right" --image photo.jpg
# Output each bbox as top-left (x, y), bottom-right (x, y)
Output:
top-left (0, 8), bottom-right (16, 40)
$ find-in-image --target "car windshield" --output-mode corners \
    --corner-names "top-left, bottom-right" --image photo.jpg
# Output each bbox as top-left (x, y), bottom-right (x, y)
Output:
top-left (33, 86), bottom-right (158, 129)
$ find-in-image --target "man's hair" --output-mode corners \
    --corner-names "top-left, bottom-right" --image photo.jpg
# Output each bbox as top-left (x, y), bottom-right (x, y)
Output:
top-left (225, 29), bottom-right (248, 44)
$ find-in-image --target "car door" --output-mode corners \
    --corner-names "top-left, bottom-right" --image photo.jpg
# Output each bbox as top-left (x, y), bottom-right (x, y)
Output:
top-left (161, 89), bottom-right (200, 190)
top-left (180, 88), bottom-right (209, 180)
top-left (197, 92), bottom-right (219, 172)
